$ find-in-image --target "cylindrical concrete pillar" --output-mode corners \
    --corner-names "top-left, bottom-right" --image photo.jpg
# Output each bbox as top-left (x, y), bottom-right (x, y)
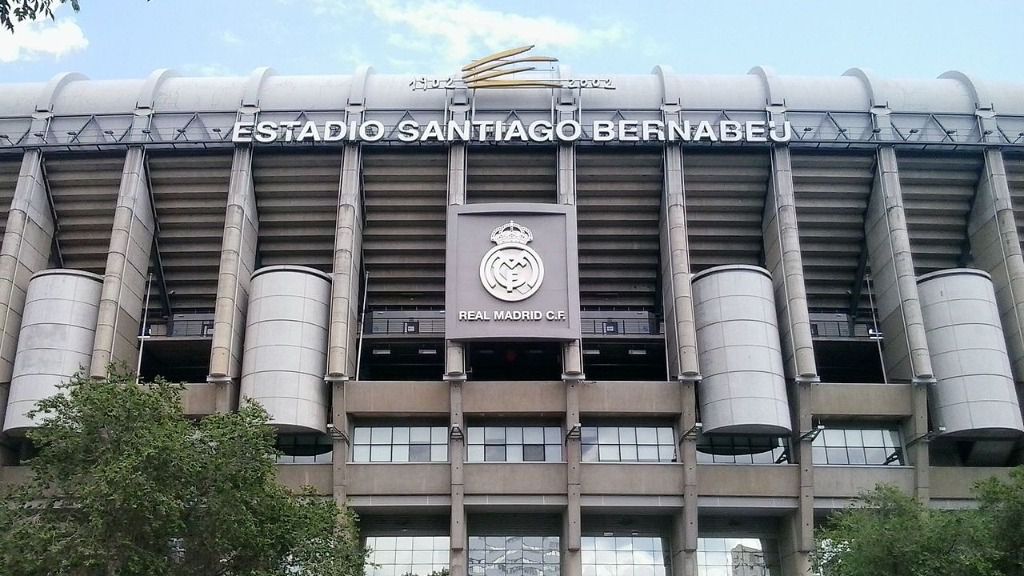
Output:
top-left (240, 265), bottom-right (331, 434)
top-left (918, 269), bottom-right (1024, 437)
top-left (692, 265), bottom-right (792, 435)
top-left (3, 269), bottom-right (103, 434)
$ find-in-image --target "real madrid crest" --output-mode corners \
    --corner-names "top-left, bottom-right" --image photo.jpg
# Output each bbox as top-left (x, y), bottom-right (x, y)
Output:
top-left (479, 221), bottom-right (545, 302)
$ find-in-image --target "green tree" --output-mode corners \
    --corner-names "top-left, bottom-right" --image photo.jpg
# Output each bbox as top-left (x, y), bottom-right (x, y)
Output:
top-left (976, 467), bottom-right (1024, 576)
top-left (0, 366), bottom-right (368, 576)
top-left (813, 484), bottom-right (999, 576)
top-left (1, 0), bottom-right (79, 32)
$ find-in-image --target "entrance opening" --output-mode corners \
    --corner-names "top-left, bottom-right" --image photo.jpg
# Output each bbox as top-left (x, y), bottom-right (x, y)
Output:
top-left (468, 342), bottom-right (563, 381)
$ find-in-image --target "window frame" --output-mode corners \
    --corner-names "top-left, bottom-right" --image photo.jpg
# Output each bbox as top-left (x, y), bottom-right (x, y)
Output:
top-left (812, 424), bottom-right (905, 466)
top-left (466, 424), bottom-right (564, 463)
top-left (351, 424), bottom-right (450, 464)
top-left (581, 424), bottom-right (677, 463)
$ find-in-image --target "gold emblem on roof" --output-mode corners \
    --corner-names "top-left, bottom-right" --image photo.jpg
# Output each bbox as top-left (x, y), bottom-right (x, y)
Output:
top-left (461, 45), bottom-right (562, 89)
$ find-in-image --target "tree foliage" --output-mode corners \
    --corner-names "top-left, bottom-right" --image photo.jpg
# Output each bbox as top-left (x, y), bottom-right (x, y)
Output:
top-left (1, 0), bottom-right (79, 32)
top-left (976, 467), bottom-right (1024, 576)
top-left (0, 366), bottom-right (368, 576)
top-left (813, 478), bottom-right (1024, 576)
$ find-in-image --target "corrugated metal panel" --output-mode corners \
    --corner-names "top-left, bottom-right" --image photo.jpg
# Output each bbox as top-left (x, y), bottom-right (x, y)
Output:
top-left (898, 153), bottom-right (982, 275)
top-left (0, 159), bottom-right (19, 244)
top-left (576, 148), bottom-right (661, 309)
top-left (362, 149), bottom-right (447, 308)
top-left (793, 153), bottom-right (875, 311)
top-left (1006, 155), bottom-right (1024, 251)
top-left (45, 156), bottom-right (122, 274)
top-left (683, 151), bottom-right (768, 271)
top-left (147, 154), bottom-right (230, 313)
top-left (466, 148), bottom-right (556, 204)
top-left (252, 152), bottom-right (340, 272)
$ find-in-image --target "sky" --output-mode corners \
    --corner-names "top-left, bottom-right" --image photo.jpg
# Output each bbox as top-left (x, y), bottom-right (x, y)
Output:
top-left (0, 0), bottom-right (1022, 84)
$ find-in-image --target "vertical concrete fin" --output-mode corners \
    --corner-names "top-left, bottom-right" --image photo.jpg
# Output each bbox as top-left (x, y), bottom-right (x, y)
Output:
top-left (968, 149), bottom-right (1024, 382)
top-left (763, 146), bottom-right (818, 381)
top-left (866, 146), bottom-right (932, 501)
top-left (326, 144), bottom-right (363, 380)
top-left (0, 151), bottom-right (54, 432)
top-left (0, 151), bottom-right (54, 386)
top-left (208, 145), bottom-right (257, 395)
top-left (864, 147), bottom-right (934, 383)
top-left (444, 142), bottom-right (468, 382)
top-left (661, 145), bottom-right (700, 380)
top-left (558, 139), bottom-right (584, 382)
top-left (90, 147), bottom-right (155, 377)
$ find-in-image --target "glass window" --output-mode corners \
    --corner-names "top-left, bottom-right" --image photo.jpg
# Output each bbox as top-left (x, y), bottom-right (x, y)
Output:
top-left (469, 535), bottom-right (560, 576)
top-left (697, 537), bottom-right (782, 576)
top-left (366, 535), bottom-right (450, 576)
top-left (467, 425), bottom-right (563, 462)
top-left (582, 535), bottom-right (669, 576)
top-left (276, 434), bottom-right (333, 464)
top-left (352, 426), bottom-right (449, 463)
top-left (583, 425), bottom-right (676, 463)
top-left (812, 426), bottom-right (904, 466)
top-left (696, 436), bottom-right (790, 464)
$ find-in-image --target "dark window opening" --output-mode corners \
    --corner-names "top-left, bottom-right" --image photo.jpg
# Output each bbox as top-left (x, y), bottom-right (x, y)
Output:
top-left (275, 433), bottom-right (333, 464)
top-left (467, 342), bottom-right (562, 381)
top-left (138, 336), bottom-right (212, 383)
top-left (0, 436), bottom-right (38, 466)
top-left (358, 340), bottom-right (445, 381)
top-left (581, 341), bottom-right (666, 381)
top-left (697, 435), bottom-right (791, 464)
top-left (810, 311), bottom-right (886, 383)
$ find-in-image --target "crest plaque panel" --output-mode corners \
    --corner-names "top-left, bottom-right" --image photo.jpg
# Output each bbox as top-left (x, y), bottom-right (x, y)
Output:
top-left (446, 203), bottom-right (581, 340)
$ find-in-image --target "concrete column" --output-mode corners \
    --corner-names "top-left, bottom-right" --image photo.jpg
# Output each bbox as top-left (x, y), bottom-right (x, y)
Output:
top-left (672, 378), bottom-right (698, 576)
top-left (450, 381), bottom-right (467, 576)
top-left (331, 380), bottom-right (349, 503)
top-left (90, 147), bottom-right (155, 378)
top-left (865, 146), bottom-right (934, 501)
top-left (0, 150), bottom-right (54, 436)
top-left (780, 511), bottom-right (812, 576)
top-left (324, 140), bottom-right (363, 512)
top-left (446, 129), bottom-right (469, 575)
top-left (207, 145), bottom-right (258, 412)
top-left (326, 144), bottom-right (363, 382)
top-left (661, 143), bottom-right (699, 576)
top-left (563, 380), bottom-right (582, 576)
top-left (556, 121), bottom-right (584, 576)
top-left (763, 144), bottom-right (817, 574)
top-left (968, 149), bottom-right (1024, 384)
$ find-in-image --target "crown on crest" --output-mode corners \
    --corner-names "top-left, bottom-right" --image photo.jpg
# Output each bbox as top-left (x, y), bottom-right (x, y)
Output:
top-left (490, 220), bottom-right (533, 245)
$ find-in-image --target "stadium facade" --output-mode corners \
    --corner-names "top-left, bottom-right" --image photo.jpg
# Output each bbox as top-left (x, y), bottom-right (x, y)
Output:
top-left (0, 59), bottom-right (1023, 576)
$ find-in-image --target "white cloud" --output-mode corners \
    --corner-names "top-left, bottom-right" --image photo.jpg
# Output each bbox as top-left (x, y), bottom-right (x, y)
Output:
top-left (221, 30), bottom-right (243, 46)
top-left (0, 16), bottom-right (88, 64)
top-left (366, 0), bottom-right (626, 72)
